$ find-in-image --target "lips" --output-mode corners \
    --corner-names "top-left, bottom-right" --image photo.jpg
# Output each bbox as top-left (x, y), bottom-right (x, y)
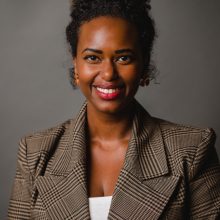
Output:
top-left (94, 85), bottom-right (124, 100)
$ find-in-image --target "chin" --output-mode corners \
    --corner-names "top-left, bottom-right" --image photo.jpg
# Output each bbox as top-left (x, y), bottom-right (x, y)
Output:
top-left (92, 99), bottom-right (134, 116)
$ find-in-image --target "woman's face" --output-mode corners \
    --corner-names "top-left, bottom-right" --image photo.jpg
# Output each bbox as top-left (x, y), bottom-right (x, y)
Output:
top-left (74, 16), bottom-right (144, 115)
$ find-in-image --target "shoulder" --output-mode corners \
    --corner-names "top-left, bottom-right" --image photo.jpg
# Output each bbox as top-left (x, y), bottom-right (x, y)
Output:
top-left (136, 101), bottom-right (216, 150)
top-left (17, 119), bottom-right (75, 176)
top-left (153, 117), bottom-right (218, 173)
top-left (156, 117), bottom-right (215, 146)
top-left (23, 119), bottom-right (74, 150)
top-left (136, 101), bottom-right (217, 163)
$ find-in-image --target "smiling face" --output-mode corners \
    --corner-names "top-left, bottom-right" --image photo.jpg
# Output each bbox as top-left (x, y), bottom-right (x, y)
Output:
top-left (74, 16), bottom-right (144, 115)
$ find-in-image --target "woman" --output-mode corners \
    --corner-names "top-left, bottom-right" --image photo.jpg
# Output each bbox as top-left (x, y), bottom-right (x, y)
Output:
top-left (8, 0), bottom-right (220, 219)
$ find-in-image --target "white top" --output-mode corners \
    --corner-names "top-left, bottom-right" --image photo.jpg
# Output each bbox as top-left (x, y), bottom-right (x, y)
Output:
top-left (89, 196), bottom-right (112, 220)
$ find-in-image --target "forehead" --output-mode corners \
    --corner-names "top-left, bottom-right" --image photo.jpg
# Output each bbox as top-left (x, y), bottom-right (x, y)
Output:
top-left (77, 16), bottom-right (140, 50)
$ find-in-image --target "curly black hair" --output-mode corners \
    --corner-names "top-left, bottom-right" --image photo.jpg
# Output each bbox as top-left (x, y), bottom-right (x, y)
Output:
top-left (66, 0), bottom-right (156, 83)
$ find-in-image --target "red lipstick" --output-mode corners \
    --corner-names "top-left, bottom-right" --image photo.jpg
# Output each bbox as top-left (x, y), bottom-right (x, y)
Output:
top-left (94, 86), bottom-right (124, 100)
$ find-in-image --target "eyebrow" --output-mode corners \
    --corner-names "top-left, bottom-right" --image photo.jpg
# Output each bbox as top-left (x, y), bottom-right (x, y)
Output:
top-left (82, 48), bottom-right (134, 54)
top-left (82, 48), bottom-right (102, 54)
top-left (115, 49), bottom-right (134, 54)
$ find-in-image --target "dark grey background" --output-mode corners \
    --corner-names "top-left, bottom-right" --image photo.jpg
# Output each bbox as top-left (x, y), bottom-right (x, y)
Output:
top-left (1, 0), bottom-right (220, 218)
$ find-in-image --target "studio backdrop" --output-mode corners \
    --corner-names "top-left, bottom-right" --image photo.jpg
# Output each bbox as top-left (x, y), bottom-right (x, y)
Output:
top-left (1, 0), bottom-right (220, 218)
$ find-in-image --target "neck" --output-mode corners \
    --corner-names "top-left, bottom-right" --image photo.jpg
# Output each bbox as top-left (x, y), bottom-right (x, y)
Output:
top-left (86, 102), bottom-right (135, 142)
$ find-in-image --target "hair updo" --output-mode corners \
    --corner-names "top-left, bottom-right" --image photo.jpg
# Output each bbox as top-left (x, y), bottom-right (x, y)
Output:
top-left (66, 0), bottom-right (156, 83)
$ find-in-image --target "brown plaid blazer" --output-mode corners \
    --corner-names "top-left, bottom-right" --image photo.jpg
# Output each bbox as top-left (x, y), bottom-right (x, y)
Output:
top-left (8, 101), bottom-right (220, 219)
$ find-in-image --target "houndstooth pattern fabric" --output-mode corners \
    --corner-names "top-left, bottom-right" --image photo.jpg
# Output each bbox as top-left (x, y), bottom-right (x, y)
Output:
top-left (8, 101), bottom-right (220, 219)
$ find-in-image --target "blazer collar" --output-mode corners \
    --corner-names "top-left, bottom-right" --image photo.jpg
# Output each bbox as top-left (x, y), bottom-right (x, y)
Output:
top-left (50, 100), bottom-right (169, 179)
top-left (35, 101), bottom-right (179, 219)
top-left (51, 102), bottom-right (88, 176)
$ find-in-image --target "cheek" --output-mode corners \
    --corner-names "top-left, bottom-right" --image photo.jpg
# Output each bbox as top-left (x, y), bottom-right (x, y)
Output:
top-left (76, 62), bottom-right (96, 84)
top-left (120, 65), bottom-right (142, 85)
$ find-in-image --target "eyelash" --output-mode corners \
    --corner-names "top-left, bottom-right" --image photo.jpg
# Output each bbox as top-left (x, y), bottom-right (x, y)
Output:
top-left (116, 55), bottom-right (133, 64)
top-left (83, 55), bottom-right (134, 64)
top-left (83, 55), bottom-right (100, 63)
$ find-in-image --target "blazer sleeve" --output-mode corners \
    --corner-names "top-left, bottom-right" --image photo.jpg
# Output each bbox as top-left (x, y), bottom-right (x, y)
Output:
top-left (189, 129), bottom-right (220, 219)
top-left (8, 137), bottom-right (32, 220)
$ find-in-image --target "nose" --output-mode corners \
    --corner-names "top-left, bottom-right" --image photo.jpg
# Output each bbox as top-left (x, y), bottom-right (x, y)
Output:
top-left (101, 60), bottom-right (118, 81)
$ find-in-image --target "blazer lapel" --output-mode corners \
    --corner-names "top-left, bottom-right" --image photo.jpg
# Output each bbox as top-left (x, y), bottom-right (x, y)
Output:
top-left (109, 170), bottom-right (179, 220)
top-left (35, 103), bottom-right (90, 220)
top-left (108, 102), bottom-right (180, 219)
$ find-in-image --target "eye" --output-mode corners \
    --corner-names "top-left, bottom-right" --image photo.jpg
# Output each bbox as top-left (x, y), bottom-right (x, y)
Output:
top-left (84, 55), bottom-right (101, 64)
top-left (116, 55), bottom-right (133, 64)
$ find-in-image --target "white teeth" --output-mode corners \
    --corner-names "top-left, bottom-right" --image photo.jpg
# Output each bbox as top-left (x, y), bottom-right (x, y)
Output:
top-left (96, 87), bottom-right (117, 94)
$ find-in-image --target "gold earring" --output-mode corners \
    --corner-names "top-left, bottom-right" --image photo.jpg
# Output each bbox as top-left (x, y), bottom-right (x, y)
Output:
top-left (70, 67), bottom-right (79, 88)
top-left (73, 73), bottom-right (79, 86)
top-left (139, 75), bottom-right (149, 87)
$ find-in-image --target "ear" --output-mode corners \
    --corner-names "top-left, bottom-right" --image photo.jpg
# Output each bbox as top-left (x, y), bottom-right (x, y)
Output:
top-left (73, 58), bottom-right (77, 75)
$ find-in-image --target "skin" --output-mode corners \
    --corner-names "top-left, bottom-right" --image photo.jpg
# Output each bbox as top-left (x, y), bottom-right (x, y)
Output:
top-left (73, 16), bottom-right (146, 197)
